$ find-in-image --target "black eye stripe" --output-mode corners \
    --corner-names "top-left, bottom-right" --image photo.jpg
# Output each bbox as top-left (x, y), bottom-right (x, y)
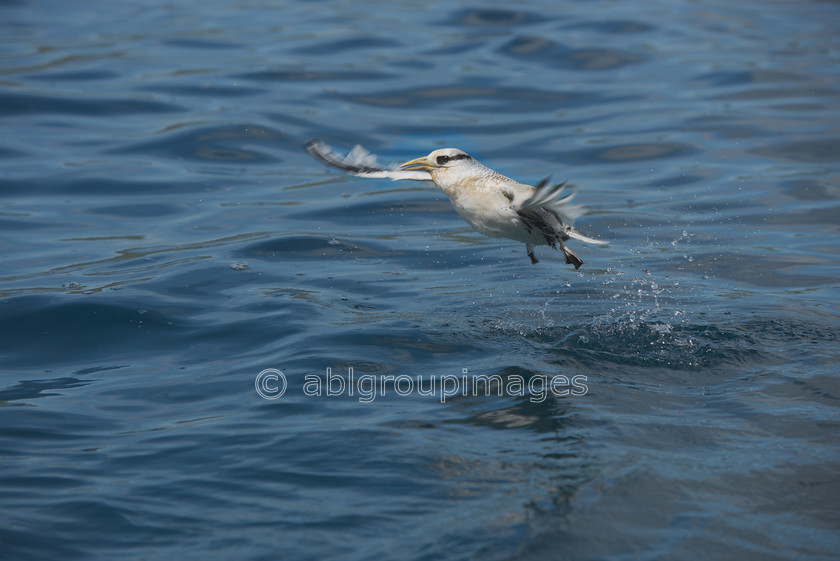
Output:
top-left (436, 154), bottom-right (471, 165)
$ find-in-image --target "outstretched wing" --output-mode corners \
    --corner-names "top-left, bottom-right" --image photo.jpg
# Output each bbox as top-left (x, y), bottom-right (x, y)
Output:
top-left (518, 178), bottom-right (607, 246)
top-left (305, 139), bottom-right (432, 182)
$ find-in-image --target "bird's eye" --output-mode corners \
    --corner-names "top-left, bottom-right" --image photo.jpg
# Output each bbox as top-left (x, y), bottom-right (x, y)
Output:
top-left (436, 155), bottom-right (451, 165)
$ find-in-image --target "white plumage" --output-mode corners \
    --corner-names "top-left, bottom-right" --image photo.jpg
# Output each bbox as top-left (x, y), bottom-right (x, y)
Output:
top-left (305, 139), bottom-right (606, 268)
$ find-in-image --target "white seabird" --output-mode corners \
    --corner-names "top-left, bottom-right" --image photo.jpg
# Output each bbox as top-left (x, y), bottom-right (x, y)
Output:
top-left (305, 139), bottom-right (606, 268)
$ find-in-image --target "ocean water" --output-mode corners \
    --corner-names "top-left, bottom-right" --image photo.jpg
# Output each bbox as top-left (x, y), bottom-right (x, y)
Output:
top-left (1, 0), bottom-right (839, 559)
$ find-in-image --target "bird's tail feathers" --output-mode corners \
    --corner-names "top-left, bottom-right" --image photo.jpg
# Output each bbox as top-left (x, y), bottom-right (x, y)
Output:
top-left (566, 228), bottom-right (608, 246)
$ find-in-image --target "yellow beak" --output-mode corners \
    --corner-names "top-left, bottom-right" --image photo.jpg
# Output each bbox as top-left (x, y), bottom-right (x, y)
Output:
top-left (399, 156), bottom-right (438, 172)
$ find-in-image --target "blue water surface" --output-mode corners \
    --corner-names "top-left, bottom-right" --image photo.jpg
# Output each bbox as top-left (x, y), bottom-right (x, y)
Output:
top-left (1, 0), bottom-right (839, 559)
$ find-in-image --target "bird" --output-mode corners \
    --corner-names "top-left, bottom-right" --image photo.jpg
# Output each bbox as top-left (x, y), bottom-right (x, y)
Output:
top-left (305, 139), bottom-right (606, 268)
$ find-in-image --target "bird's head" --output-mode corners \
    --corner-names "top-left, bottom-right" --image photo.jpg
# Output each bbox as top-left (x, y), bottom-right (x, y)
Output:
top-left (399, 148), bottom-right (473, 175)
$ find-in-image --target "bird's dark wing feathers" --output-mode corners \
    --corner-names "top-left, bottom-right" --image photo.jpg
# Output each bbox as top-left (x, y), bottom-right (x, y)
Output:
top-left (516, 179), bottom-right (573, 247)
top-left (531, 178), bottom-right (571, 205)
top-left (520, 177), bottom-right (584, 228)
top-left (517, 178), bottom-right (607, 255)
top-left (516, 207), bottom-right (569, 248)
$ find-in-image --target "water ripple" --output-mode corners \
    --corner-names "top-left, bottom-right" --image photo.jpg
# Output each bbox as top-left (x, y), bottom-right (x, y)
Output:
top-left (500, 35), bottom-right (644, 70)
top-left (0, 91), bottom-right (183, 116)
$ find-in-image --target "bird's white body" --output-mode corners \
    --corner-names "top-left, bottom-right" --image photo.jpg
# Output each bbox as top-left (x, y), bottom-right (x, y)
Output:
top-left (422, 156), bottom-right (558, 242)
top-left (305, 140), bottom-right (605, 268)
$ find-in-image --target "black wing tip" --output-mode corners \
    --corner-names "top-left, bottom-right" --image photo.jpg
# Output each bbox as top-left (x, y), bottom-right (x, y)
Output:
top-left (304, 138), bottom-right (326, 158)
top-left (304, 138), bottom-right (341, 168)
top-left (535, 177), bottom-right (566, 188)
